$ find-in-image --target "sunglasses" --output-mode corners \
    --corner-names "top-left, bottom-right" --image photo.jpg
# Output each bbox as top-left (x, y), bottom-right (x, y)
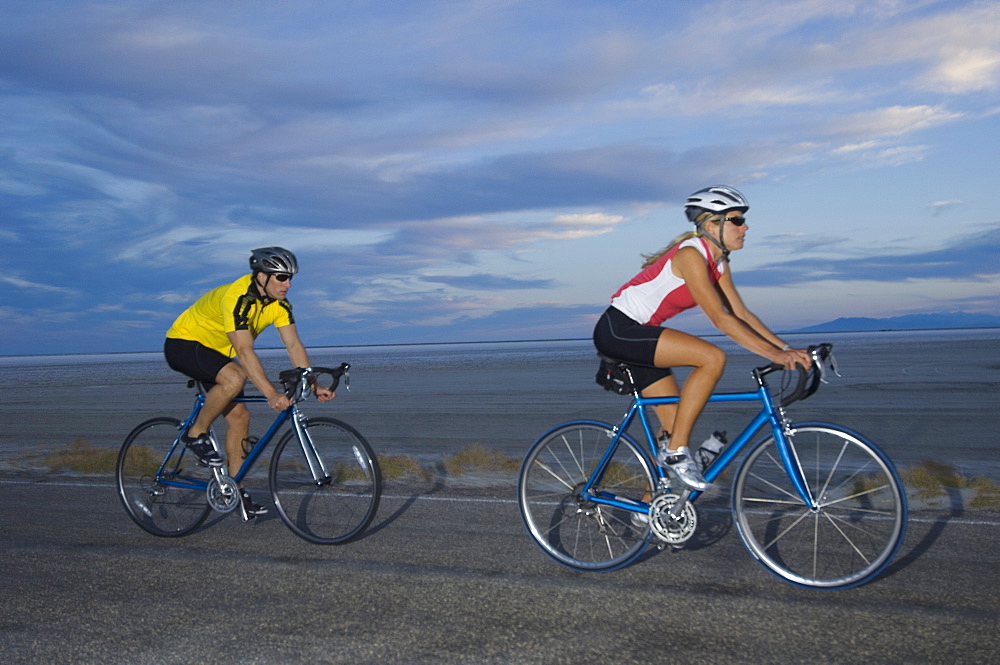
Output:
top-left (272, 273), bottom-right (293, 282)
top-left (723, 216), bottom-right (746, 227)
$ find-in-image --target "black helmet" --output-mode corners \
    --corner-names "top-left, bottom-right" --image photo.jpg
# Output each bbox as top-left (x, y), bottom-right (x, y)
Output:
top-left (249, 246), bottom-right (299, 274)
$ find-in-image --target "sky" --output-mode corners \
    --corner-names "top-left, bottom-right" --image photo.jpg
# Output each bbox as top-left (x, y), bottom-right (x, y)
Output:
top-left (2, 0), bottom-right (999, 356)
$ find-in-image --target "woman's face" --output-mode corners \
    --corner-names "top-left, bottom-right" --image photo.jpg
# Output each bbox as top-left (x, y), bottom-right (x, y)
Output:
top-left (710, 212), bottom-right (748, 251)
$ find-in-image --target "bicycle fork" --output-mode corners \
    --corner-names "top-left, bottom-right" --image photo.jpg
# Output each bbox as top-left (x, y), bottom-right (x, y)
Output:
top-left (290, 410), bottom-right (332, 485)
top-left (773, 409), bottom-right (818, 509)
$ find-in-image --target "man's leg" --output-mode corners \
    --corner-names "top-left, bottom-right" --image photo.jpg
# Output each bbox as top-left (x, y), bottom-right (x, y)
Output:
top-left (187, 362), bottom-right (247, 438)
top-left (222, 402), bottom-right (250, 478)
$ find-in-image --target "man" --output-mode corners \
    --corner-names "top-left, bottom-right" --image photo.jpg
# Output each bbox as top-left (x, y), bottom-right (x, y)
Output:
top-left (164, 246), bottom-right (334, 520)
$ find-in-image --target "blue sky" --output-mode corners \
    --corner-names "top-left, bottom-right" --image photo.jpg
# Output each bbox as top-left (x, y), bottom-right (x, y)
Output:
top-left (2, 0), bottom-right (999, 355)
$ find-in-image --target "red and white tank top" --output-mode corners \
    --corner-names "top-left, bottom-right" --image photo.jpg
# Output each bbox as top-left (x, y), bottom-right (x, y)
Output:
top-left (609, 236), bottom-right (725, 326)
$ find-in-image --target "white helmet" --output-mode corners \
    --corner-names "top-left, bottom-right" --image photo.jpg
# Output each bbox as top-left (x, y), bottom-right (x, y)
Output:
top-left (684, 185), bottom-right (749, 223)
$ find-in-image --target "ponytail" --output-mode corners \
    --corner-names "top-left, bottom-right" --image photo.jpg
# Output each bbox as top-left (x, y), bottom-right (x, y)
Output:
top-left (641, 211), bottom-right (724, 267)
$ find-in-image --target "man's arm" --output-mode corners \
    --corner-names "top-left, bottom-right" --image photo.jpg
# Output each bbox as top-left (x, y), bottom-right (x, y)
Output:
top-left (228, 329), bottom-right (290, 410)
top-left (277, 324), bottom-right (334, 402)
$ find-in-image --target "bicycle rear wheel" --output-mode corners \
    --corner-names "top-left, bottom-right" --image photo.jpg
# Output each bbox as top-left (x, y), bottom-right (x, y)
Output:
top-left (269, 417), bottom-right (381, 544)
top-left (518, 421), bottom-right (654, 572)
top-left (732, 423), bottom-right (907, 589)
top-left (116, 417), bottom-right (211, 537)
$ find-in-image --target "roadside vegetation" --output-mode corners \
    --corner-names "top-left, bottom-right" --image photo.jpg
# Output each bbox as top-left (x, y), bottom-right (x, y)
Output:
top-left (39, 439), bottom-right (1000, 511)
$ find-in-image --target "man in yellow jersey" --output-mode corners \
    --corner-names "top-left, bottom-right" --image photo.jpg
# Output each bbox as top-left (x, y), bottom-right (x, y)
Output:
top-left (164, 246), bottom-right (334, 520)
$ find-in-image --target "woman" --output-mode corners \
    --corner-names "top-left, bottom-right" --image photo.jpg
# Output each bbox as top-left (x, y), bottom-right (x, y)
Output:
top-left (593, 185), bottom-right (812, 490)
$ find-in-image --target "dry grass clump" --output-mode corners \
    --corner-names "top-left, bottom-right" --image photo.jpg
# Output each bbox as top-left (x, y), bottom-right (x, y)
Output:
top-left (46, 439), bottom-right (118, 474)
top-left (443, 443), bottom-right (520, 476)
top-left (969, 476), bottom-right (1000, 511)
top-left (378, 453), bottom-right (433, 481)
top-left (900, 460), bottom-right (1000, 511)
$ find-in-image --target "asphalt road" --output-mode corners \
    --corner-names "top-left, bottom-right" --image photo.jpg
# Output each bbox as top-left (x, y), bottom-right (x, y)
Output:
top-left (2, 478), bottom-right (998, 665)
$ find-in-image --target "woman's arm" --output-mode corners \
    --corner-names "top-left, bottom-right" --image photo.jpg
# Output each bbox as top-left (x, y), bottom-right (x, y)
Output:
top-left (675, 248), bottom-right (810, 367)
top-left (715, 271), bottom-right (787, 349)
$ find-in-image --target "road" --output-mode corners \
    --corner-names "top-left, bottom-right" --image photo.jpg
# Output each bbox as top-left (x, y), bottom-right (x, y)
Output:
top-left (2, 478), bottom-right (998, 664)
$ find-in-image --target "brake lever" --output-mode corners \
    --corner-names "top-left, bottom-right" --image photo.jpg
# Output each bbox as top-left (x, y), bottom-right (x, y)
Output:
top-left (811, 346), bottom-right (842, 384)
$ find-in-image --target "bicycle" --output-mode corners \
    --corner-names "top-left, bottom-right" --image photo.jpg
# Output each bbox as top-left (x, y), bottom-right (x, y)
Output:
top-left (517, 344), bottom-right (908, 589)
top-left (116, 364), bottom-right (381, 545)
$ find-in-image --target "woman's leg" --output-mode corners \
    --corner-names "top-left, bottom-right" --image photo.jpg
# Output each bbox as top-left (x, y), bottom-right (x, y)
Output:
top-left (652, 328), bottom-right (726, 451)
top-left (641, 374), bottom-right (680, 441)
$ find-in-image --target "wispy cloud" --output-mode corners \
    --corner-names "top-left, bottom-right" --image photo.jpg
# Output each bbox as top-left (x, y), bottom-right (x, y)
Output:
top-left (1, 0), bottom-right (998, 354)
top-left (0, 275), bottom-right (76, 294)
top-left (738, 228), bottom-right (1000, 287)
top-left (420, 274), bottom-right (555, 291)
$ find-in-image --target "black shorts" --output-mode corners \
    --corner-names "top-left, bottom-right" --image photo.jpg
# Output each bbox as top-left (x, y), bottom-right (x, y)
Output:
top-left (163, 338), bottom-right (235, 390)
top-left (592, 306), bottom-right (673, 390)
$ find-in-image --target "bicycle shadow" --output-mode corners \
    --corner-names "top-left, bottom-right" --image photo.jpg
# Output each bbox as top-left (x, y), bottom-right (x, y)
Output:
top-left (363, 473), bottom-right (449, 539)
top-left (879, 488), bottom-right (961, 580)
top-left (634, 500), bottom-right (733, 564)
top-left (194, 473), bottom-right (448, 541)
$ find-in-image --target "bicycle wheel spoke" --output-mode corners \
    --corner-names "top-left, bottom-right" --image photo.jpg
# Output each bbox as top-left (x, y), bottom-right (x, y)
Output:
top-left (270, 417), bottom-right (381, 545)
top-left (519, 423), bottom-right (652, 572)
top-left (759, 508), bottom-right (812, 551)
top-left (532, 458), bottom-right (576, 491)
top-left (116, 417), bottom-right (210, 537)
top-left (732, 425), bottom-right (906, 589)
top-left (820, 512), bottom-right (874, 565)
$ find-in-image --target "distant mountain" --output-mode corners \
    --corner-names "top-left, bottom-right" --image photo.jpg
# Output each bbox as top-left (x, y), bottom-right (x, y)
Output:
top-left (790, 312), bottom-right (1000, 333)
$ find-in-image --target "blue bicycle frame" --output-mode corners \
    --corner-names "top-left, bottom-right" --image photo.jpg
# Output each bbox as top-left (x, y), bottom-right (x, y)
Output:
top-left (581, 380), bottom-right (813, 516)
top-left (154, 367), bottom-right (341, 492)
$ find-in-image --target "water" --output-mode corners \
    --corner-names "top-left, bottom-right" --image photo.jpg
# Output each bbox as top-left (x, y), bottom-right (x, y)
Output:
top-left (2, 329), bottom-right (998, 477)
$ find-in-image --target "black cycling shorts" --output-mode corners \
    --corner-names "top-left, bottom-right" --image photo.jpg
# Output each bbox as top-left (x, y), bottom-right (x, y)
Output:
top-left (163, 338), bottom-right (235, 389)
top-left (592, 306), bottom-right (673, 390)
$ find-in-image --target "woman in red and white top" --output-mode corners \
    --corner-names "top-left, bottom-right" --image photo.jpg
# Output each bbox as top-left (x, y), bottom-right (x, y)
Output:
top-left (593, 185), bottom-right (812, 491)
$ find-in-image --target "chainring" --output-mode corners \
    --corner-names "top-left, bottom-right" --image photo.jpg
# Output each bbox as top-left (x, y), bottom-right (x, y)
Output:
top-left (206, 471), bottom-right (240, 513)
top-left (649, 492), bottom-right (698, 544)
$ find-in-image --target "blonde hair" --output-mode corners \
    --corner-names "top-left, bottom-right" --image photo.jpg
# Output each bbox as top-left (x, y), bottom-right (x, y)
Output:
top-left (640, 211), bottom-right (721, 268)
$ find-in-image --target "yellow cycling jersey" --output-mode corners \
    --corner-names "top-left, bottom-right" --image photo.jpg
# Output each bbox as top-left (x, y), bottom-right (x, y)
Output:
top-left (166, 274), bottom-right (294, 357)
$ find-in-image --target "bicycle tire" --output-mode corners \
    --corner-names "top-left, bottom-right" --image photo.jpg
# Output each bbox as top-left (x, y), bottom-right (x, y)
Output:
top-left (518, 421), bottom-right (654, 572)
top-left (732, 423), bottom-right (907, 589)
top-left (115, 417), bottom-right (211, 537)
top-left (269, 416), bottom-right (381, 544)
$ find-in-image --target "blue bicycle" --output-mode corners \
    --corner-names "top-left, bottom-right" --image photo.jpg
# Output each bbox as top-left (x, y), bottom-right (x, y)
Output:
top-left (518, 345), bottom-right (907, 589)
top-left (116, 364), bottom-right (381, 544)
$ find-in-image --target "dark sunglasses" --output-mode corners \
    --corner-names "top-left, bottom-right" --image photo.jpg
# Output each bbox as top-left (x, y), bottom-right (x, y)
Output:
top-left (723, 216), bottom-right (746, 227)
top-left (272, 273), bottom-right (293, 282)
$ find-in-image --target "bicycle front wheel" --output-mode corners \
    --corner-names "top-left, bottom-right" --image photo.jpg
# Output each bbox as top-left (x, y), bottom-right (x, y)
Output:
top-left (732, 423), bottom-right (907, 589)
top-left (115, 417), bottom-right (211, 537)
top-left (269, 417), bottom-right (381, 544)
top-left (518, 422), bottom-right (654, 572)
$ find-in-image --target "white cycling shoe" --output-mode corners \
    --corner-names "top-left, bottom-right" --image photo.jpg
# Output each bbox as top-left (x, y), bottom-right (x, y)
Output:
top-left (657, 446), bottom-right (711, 491)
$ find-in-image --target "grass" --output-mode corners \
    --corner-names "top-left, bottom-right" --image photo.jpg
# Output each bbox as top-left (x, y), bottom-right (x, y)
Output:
top-left (38, 439), bottom-right (1000, 511)
top-left (46, 439), bottom-right (120, 474)
top-left (899, 459), bottom-right (1000, 511)
top-left (442, 443), bottom-right (520, 476)
top-left (378, 453), bottom-right (433, 481)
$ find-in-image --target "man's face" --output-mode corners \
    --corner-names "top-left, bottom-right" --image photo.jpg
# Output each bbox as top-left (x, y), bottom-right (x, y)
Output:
top-left (256, 272), bottom-right (292, 300)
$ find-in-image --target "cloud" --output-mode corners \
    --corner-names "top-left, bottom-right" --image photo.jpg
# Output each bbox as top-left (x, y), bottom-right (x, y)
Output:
top-left (0, 275), bottom-right (76, 294)
top-left (928, 200), bottom-right (964, 216)
top-left (823, 105), bottom-right (963, 140)
top-left (737, 228), bottom-right (1000, 287)
top-left (419, 274), bottom-right (555, 291)
top-left (1, 0), bottom-right (998, 355)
